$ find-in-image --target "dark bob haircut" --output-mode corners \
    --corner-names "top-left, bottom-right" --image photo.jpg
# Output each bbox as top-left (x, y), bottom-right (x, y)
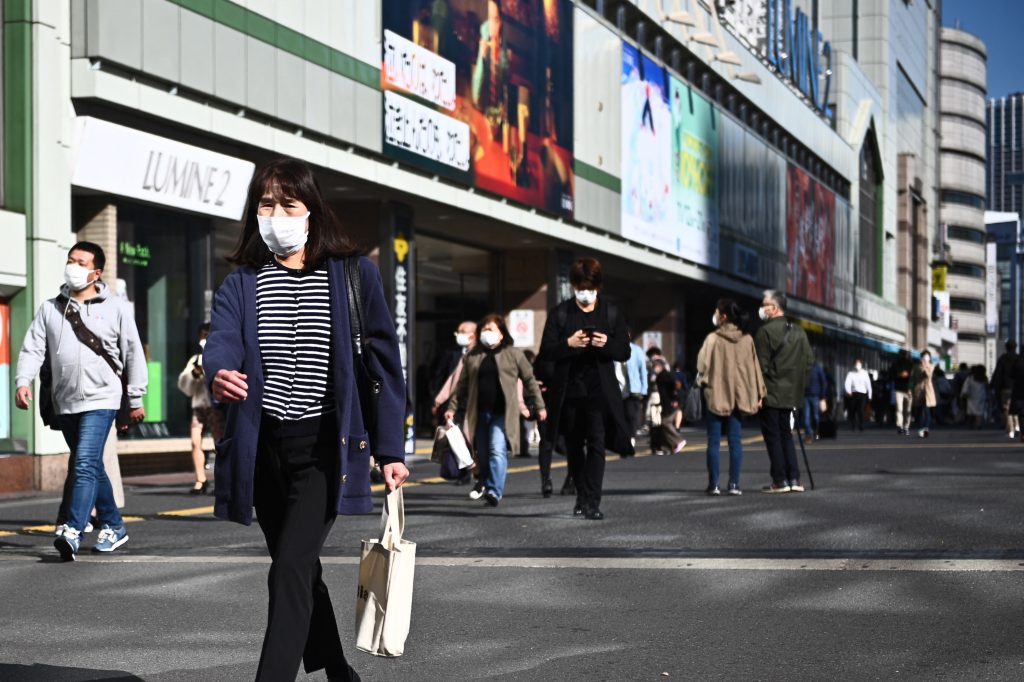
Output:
top-left (569, 257), bottom-right (603, 290)
top-left (229, 158), bottom-right (358, 270)
top-left (472, 313), bottom-right (514, 351)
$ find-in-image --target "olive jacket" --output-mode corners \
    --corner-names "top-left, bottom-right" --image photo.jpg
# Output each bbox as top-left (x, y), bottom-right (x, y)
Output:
top-left (754, 316), bottom-right (814, 409)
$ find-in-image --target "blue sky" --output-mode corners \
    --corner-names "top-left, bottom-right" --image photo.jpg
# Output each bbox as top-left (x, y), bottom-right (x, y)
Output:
top-left (942, 0), bottom-right (1024, 99)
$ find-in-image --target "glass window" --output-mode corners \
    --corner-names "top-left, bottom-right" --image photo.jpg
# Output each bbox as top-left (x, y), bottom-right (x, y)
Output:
top-left (950, 297), bottom-right (984, 312)
top-left (940, 190), bottom-right (986, 209)
top-left (947, 225), bottom-right (986, 243)
top-left (948, 262), bottom-right (985, 278)
top-left (857, 131), bottom-right (882, 294)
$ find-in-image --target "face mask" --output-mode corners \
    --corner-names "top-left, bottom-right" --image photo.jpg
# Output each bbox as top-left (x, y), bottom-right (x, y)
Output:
top-left (456, 332), bottom-right (472, 347)
top-left (480, 330), bottom-right (502, 348)
top-left (712, 313), bottom-right (721, 328)
top-left (922, 356), bottom-right (930, 364)
top-left (575, 289), bottom-right (597, 306)
top-left (64, 263), bottom-right (95, 291)
top-left (199, 338), bottom-right (207, 349)
top-left (257, 212), bottom-right (310, 256)
top-left (758, 306), bottom-right (769, 322)
top-left (854, 363), bottom-right (862, 370)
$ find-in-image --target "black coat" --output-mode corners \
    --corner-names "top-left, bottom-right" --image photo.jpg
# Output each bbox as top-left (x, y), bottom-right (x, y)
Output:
top-left (538, 298), bottom-right (635, 456)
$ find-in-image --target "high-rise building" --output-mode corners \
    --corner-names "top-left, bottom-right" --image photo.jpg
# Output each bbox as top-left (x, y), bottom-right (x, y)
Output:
top-left (940, 27), bottom-right (990, 369)
top-left (987, 93), bottom-right (1024, 218)
top-left (985, 212), bottom-right (1023, 350)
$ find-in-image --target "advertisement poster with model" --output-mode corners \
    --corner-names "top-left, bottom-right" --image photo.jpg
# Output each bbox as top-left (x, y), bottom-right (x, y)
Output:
top-left (381, 0), bottom-right (574, 218)
top-left (786, 164), bottom-right (836, 307)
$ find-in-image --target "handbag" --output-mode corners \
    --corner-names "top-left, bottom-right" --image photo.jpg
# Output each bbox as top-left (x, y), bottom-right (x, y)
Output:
top-left (444, 421), bottom-right (474, 469)
top-left (54, 295), bottom-right (134, 430)
top-left (345, 257), bottom-right (383, 435)
top-left (683, 377), bottom-right (703, 424)
top-left (356, 488), bottom-right (416, 657)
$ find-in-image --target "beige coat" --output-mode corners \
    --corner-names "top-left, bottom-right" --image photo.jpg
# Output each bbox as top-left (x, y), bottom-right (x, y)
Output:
top-left (696, 323), bottom-right (767, 417)
top-left (913, 360), bottom-right (937, 408)
top-left (448, 346), bottom-right (545, 455)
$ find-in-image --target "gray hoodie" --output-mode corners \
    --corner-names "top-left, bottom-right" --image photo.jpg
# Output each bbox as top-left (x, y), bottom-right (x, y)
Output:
top-left (16, 283), bottom-right (147, 415)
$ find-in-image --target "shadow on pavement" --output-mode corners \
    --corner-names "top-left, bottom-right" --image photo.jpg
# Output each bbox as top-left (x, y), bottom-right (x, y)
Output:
top-left (0, 663), bottom-right (143, 681)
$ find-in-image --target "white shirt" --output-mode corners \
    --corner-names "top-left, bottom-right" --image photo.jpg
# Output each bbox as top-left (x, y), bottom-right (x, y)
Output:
top-left (844, 369), bottom-right (872, 399)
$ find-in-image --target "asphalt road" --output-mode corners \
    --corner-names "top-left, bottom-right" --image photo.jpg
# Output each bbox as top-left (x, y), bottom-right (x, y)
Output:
top-left (1, 426), bottom-right (1023, 681)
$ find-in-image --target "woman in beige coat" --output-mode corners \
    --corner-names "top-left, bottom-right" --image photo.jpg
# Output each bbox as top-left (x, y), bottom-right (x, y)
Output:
top-left (446, 314), bottom-right (546, 507)
top-left (913, 351), bottom-right (937, 437)
top-left (696, 299), bottom-right (767, 495)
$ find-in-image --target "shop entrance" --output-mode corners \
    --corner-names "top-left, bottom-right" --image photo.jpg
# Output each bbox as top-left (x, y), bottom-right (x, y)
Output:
top-left (414, 234), bottom-right (494, 434)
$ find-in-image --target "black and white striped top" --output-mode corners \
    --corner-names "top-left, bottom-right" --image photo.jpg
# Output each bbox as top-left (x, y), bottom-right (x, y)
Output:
top-left (256, 262), bottom-right (334, 421)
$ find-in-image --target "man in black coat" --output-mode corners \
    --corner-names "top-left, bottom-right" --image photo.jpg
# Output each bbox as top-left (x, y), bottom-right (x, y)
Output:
top-left (538, 257), bottom-right (633, 520)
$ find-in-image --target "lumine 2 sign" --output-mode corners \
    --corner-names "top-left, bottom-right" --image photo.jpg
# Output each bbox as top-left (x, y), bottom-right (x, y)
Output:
top-left (718, 0), bottom-right (833, 122)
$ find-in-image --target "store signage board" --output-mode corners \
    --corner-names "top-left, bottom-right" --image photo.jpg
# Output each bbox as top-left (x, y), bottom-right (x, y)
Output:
top-left (509, 309), bottom-right (535, 348)
top-left (717, 0), bottom-right (833, 122)
top-left (72, 117), bottom-right (255, 220)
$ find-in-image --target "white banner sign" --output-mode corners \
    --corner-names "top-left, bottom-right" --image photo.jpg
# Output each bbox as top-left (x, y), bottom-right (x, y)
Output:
top-left (71, 117), bottom-right (254, 220)
top-left (384, 91), bottom-right (470, 171)
top-left (383, 30), bottom-right (456, 111)
top-left (642, 331), bottom-right (664, 352)
top-left (508, 310), bottom-right (535, 348)
top-left (985, 242), bottom-right (998, 335)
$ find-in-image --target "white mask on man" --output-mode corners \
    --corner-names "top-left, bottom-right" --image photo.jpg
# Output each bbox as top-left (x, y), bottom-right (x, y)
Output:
top-left (758, 306), bottom-right (769, 322)
top-left (455, 333), bottom-right (472, 347)
top-left (64, 263), bottom-right (96, 291)
top-left (257, 212), bottom-right (310, 256)
top-left (575, 289), bottom-right (597, 306)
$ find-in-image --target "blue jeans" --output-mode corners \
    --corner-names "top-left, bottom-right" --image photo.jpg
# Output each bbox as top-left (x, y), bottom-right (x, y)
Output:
top-left (706, 410), bottom-right (744, 488)
top-left (59, 410), bottom-right (121, 532)
top-left (917, 404), bottom-right (932, 430)
top-left (475, 411), bottom-right (509, 500)
top-left (802, 397), bottom-right (820, 436)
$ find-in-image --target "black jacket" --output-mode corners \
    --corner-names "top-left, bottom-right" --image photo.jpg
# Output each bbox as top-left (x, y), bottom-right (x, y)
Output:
top-left (537, 298), bottom-right (634, 455)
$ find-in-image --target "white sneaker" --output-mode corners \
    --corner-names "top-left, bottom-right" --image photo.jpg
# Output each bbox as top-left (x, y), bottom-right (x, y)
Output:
top-left (1011, 432), bottom-right (1017, 439)
top-left (468, 486), bottom-right (485, 500)
top-left (54, 523), bottom-right (68, 537)
top-left (673, 440), bottom-right (688, 454)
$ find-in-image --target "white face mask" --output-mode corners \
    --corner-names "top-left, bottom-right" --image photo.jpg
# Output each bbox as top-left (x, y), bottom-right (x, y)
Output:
top-left (854, 363), bottom-right (862, 370)
top-left (199, 338), bottom-right (207, 349)
top-left (257, 212), bottom-right (310, 256)
top-left (480, 330), bottom-right (502, 348)
top-left (64, 263), bottom-right (96, 291)
top-left (575, 289), bottom-right (597, 306)
top-left (456, 332), bottom-right (473, 347)
top-left (758, 306), bottom-right (769, 322)
top-left (712, 312), bottom-right (721, 328)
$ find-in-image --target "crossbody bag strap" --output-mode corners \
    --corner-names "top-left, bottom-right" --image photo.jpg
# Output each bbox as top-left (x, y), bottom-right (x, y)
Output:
top-left (55, 295), bottom-right (121, 377)
top-left (344, 256), bottom-right (367, 358)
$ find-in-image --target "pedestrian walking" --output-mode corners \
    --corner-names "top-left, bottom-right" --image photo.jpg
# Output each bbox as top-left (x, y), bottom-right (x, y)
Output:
top-left (961, 365), bottom-right (988, 429)
top-left (754, 290), bottom-right (813, 493)
top-left (1008, 352), bottom-right (1024, 442)
top-left (803, 361), bottom-right (829, 439)
top-left (622, 336), bottom-right (648, 441)
top-left (444, 314), bottom-right (546, 506)
top-left (433, 322), bottom-right (477, 488)
top-left (202, 158), bottom-right (408, 682)
top-left (538, 257), bottom-right (634, 520)
top-left (912, 351), bottom-right (937, 438)
top-left (177, 323), bottom-right (224, 494)
top-left (652, 359), bottom-right (686, 455)
top-left (890, 350), bottom-right (915, 435)
top-left (843, 359), bottom-right (872, 431)
top-left (14, 241), bottom-right (147, 560)
top-left (992, 341), bottom-right (1020, 439)
top-left (517, 349), bottom-right (540, 458)
top-left (696, 299), bottom-right (765, 496)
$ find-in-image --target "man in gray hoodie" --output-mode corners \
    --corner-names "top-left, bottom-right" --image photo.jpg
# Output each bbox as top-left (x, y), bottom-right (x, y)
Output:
top-left (15, 242), bottom-right (147, 560)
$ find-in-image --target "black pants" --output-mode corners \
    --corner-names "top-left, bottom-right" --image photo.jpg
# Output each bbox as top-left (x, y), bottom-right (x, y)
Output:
top-left (537, 419), bottom-right (554, 482)
top-left (759, 407), bottom-right (800, 486)
top-left (563, 399), bottom-right (607, 509)
top-left (623, 396), bottom-right (644, 436)
top-left (847, 393), bottom-right (867, 431)
top-left (253, 418), bottom-right (353, 682)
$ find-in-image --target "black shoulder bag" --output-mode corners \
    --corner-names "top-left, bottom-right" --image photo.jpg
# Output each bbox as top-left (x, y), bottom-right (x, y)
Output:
top-left (345, 257), bottom-right (383, 435)
top-left (54, 295), bottom-right (134, 430)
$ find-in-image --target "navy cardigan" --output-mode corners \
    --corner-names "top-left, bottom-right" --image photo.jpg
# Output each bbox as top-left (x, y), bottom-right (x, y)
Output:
top-left (203, 256), bottom-right (406, 525)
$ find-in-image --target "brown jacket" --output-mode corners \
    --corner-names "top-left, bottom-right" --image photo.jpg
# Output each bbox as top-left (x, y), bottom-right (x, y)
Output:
top-left (448, 346), bottom-right (545, 455)
top-left (696, 323), bottom-right (767, 417)
top-left (913, 360), bottom-right (936, 408)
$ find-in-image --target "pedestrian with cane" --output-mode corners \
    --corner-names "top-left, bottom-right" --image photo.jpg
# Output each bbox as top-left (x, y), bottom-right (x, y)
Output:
top-left (754, 290), bottom-right (814, 494)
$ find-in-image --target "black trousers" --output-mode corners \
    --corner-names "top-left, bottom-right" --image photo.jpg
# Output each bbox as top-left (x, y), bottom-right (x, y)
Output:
top-left (563, 399), bottom-right (607, 509)
top-left (623, 396), bottom-right (645, 436)
top-left (253, 418), bottom-right (353, 682)
top-left (758, 407), bottom-right (801, 486)
top-left (847, 393), bottom-right (867, 431)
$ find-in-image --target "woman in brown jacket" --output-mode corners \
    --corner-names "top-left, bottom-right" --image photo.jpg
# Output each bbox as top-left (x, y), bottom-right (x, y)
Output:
top-left (446, 314), bottom-right (546, 507)
top-left (913, 351), bottom-right (937, 437)
top-left (696, 299), bottom-right (767, 495)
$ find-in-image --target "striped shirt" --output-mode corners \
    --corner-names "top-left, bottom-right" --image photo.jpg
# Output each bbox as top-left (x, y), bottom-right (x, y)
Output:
top-left (256, 262), bottom-right (334, 421)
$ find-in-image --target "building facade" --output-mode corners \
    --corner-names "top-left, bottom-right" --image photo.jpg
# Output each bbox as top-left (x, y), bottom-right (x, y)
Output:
top-left (985, 211), bottom-right (1023, 351)
top-left (1, 0), bottom-right (942, 491)
top-left (987, 93), bottom-right (1024, 219)
top-left (939, 26), bottom-right (990, 370)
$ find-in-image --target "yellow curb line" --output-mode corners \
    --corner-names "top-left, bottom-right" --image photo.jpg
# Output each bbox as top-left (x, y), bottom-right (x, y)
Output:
top-left (157, 506), bottom-right (214, 517)
top-left (0, 530), bottom-right (15, 537)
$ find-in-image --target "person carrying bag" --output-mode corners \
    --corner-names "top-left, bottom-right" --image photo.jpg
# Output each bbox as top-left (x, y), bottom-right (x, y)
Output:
top-left (356, 488), bottom-right (416, 657)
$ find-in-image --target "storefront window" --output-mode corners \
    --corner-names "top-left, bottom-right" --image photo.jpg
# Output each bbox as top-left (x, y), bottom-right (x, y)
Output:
top-left (858, 130), bottom-right (882, 294)
top-left (117, 202), bottom-right (215, 438)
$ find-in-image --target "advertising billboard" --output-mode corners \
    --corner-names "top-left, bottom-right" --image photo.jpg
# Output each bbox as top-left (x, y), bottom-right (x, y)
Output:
top-left (381, 0), bottom-right (574, 218)
top-left (786, 164), bottom-right (836, 307)
top-left (621, 44), bottom-right (719, 267)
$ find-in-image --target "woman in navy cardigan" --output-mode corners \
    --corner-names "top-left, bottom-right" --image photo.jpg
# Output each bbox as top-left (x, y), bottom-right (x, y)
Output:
top-left (203, 158), bottom-right (407, 682)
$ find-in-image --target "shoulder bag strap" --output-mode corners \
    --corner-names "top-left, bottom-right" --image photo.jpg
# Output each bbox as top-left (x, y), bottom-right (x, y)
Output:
top-left (56, 295), bottom-right (121, 376)
top-left (345, 257), bottom-right (367, 358)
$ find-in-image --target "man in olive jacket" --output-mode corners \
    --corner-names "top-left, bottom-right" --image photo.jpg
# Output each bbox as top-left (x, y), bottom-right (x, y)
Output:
top-left (755, 290), bottom-right (814, 493)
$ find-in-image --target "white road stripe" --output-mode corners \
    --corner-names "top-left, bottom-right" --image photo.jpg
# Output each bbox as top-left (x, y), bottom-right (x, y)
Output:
top-left (0, 553), bottom-right (1021, 571)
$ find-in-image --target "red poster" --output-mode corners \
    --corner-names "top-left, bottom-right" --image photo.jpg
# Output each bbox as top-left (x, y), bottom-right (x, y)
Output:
top-left (786, 165), bottom-right (835, 307)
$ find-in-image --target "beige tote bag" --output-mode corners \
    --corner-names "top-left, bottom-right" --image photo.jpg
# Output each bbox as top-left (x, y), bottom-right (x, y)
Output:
top-left (356, 487), bottom-right (415, 657)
